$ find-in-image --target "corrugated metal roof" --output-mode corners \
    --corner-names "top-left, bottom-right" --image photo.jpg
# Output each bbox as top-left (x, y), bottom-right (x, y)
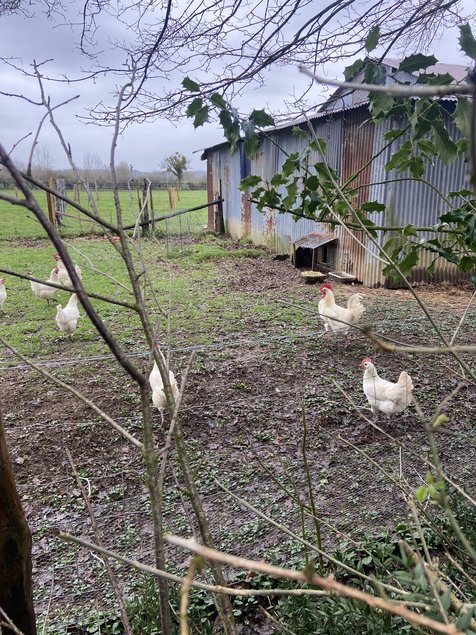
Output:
top-left (293, 232), bottom-right (337, 248)
top-left (383, 58), bottom-right (469, 81)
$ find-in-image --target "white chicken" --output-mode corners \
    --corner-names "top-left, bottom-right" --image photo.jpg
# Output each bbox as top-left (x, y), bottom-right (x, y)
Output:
top-left (53, 253), bottom-right (82, 288)
top-left (359, 357), bottom-right (414, 417)
top-left (0, 278), bottom-right (6, 312)
top-left (318, 282), bottom-right (365, 345)
top-left (55, 293), bottom-right (80, 335)
top-left (149, 346), bottom-right (179, 419)
top-left (30, 267), bottom-right (60, 305)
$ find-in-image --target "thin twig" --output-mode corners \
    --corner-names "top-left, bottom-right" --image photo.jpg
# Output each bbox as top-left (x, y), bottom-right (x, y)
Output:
top-left (166, 534), bottom-right (463, 635)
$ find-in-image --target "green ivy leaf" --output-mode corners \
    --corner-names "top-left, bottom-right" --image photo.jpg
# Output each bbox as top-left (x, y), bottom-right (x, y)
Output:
top-left (186, 97), bottom-right (204, 117)
top-left (244, 134), bottom-right (260, 158)
top-left (385, 140), bottom-right (412, 171)
top-left (460, 257), bottom-right (475, 272)
top-left (399, 54), bottom-right (438, 73)
top-left (464, 214), bottom-right (476, 246)
top-left (210, 93), bottom-right (227, 110)
top-left (403, 224), bottom-right (418, 237)
top-left (344, 59), bottom-right (364, 81)
top-left (416, 72), bottom-right (455, 85)
top-left (182, 77), bottom-right (200, 92)
top-left (360, 201), bottom-right (386, 213)
top-left (417, 138), bottom-right (436, 158)
top-left (365, 62), bottom-right (387, 85)
top-left (408, 156), bottom-right (424, 179)
top-left (369, 92), bottom-right (395, 118)
top-left (193, 105), bottom-right (209, 127)
top-left (240, 175), bottom-right (262, 189)
top-left (292, 126), bottom-right (308, 138)
top-left (310, 138), bottom-right (327, 155)
top-left (249, 109), bottom-right (275, 127)
top-left (383, 129), bottom-right (405, 141)
top-left (360, 218), bottom-right (378, 238)
top-left (431, 120), bottom-right (458, 164)
top-left (399, 250), bottom-right (419, 276)
top-left (424, 239), bottom-right (460, 264)
top-left (459, 24), bottom-right (476, 61)
top-left (453, 97), bottom-right (471, 139)
top-left (365, 26), bottom-right (380, 53)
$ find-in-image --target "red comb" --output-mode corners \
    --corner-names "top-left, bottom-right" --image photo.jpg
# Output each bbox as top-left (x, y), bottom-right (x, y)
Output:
top-left (319, 282), bottom-right (333, 292)
top-left (359, 357), bottom-right (372, 366)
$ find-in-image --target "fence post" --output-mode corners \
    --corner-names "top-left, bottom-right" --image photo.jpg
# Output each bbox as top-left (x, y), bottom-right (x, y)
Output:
top-left (142, 178), bottom-right (150, 236)
top-left (46, 176), bottom-right (56, 228)
top-left (216, 198), bottom-right (225, 235)
top-left (150, 184), bottom-right (155, 234)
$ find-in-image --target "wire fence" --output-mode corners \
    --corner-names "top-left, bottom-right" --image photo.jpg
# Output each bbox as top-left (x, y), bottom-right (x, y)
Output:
top-left (0, 184), bottom-right (209, 241)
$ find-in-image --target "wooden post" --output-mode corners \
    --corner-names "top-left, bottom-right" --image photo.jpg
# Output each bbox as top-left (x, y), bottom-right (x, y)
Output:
top-left (215, 198), bottom-right (225, 235)
top-left (142, 178), bottom-right (150, 236)
top-left (46, 176), bottom-right (56, 227)
top-left (150, 184), bottom-right (155, 234)
top-left (168, 188), bottom-right (177, 210)
top-left (0, 411), bottom-right (37, 635)
top-left (74, 182), bottom-right (81, 203)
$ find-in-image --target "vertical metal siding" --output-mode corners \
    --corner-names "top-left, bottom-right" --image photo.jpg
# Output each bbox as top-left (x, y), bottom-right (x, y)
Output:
top-left (337, 109), bottom-right (375, 282)
top-left (367, 111), bottom-right (468, 286)
top-left (205, 105), bottom-right (468, 287)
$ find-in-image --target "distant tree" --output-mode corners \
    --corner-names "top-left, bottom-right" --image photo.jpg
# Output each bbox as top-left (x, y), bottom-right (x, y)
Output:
top-left (161, 152), bottom-right (190, 189)
top-left (82, 152), bottom-right (105, 186)
top-left (115, 161), bottom-right (132, 185)
top-left (32, 145), bottom-right (55, 181)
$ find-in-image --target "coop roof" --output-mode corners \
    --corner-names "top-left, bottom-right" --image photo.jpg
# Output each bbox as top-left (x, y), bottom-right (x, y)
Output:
top-left (293, 232), bottom-right (337, 249)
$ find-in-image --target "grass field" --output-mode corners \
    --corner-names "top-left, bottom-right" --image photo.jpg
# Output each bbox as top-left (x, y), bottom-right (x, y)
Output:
top-left (1, 236), bottom-right (267, 358)
top-left (0, 188), bottom-right (208, 240)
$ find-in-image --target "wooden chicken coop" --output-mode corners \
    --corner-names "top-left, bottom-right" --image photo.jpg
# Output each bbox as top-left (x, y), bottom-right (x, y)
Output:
top-left (291, 232), bottom-right (338, 272)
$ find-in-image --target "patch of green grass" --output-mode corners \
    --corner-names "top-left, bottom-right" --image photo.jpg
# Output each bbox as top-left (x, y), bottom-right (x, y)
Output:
top-left (0, 235), bottom-right (281, 360)
top-left (0, 189), bottom-right (208, 240)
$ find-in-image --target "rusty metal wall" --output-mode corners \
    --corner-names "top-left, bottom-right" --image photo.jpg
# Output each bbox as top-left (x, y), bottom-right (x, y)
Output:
top-left (246, 119), bottom-right (345, 251)
top-left (204, 106), bottom-right (468, 287)
top-left (335, 108), bottom-right (375, 282)
top-left (364, 111), bottom-right (469, 287)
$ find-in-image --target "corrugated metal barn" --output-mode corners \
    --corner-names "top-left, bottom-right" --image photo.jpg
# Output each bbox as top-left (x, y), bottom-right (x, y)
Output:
top-left (202, 60), bottom-right (469, 287)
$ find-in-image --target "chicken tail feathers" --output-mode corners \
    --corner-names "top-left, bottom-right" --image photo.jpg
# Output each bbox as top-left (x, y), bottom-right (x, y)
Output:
top-left (398, 371), bottom-right (414, 393)
top-left (346, 293), bottom-right (365, 322)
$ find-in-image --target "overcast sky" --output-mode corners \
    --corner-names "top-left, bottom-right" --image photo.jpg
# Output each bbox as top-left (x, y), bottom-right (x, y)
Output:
top-left (0, 3), bottom-right (473, 173)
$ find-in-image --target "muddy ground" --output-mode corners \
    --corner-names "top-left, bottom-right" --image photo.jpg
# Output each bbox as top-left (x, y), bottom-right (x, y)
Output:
top-left (1, 245), bottom-right (476, 631)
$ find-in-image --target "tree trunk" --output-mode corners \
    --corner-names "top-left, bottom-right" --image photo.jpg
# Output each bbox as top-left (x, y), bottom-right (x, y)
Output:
top-left (0, 410), bottom-right (36, 635)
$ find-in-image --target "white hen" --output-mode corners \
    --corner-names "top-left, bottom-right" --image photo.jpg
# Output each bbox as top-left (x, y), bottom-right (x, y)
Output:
top-left (55, 293), bottom-right (80, 334)
top-left (318, 282), bottom-right (365, 344)
top-left (30, 268), bottom-right (60, 304)
top-left (53, 253), bottom-right (82, 288)
top-left (0, 278), bottom-right (6, 311)
top-left (149, 347), bottom-right (179, 416)
top-left (360, 357), bottom-right (414, 417)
